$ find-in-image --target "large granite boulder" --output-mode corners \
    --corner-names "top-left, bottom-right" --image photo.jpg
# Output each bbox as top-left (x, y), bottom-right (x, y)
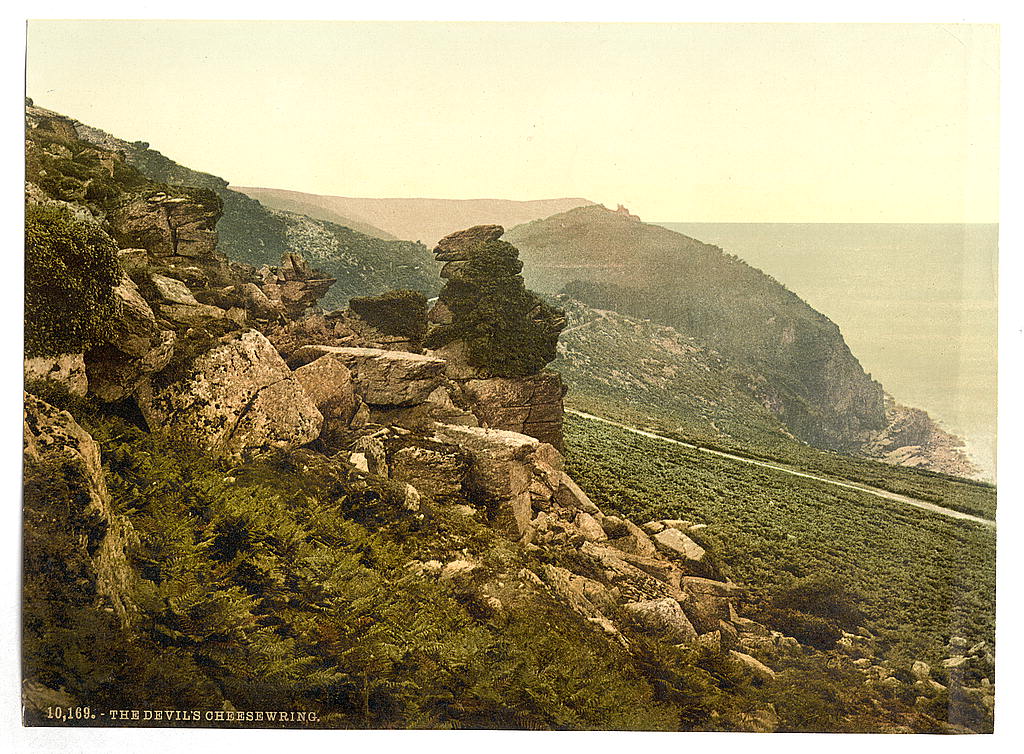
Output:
top-left (292, 353), bottom-right (358, 447)
top-left (24, 352), bottom-right (88, 397)
top-left (653, 527), bottom-right (710, 572)
top-left (431, 423), bottom-right (563, 539)
top-left (23, 394), bottom-right (136, 624)
top-left (110, 189), bottom-right (221, 264)
top-left (288, 346), bottom-right (446, 407)
top-left (453, 370), bottom-right (567, 449)
top-left (388, 440), bottom-right (471, 498)
top-left (84, 275), bottom-right (176, 402)
top-left (623, 598), bottom-right (698, 643)
top-left (137, 329), bottom-right (322, 462)
top-left (680, 577), bottom-right (743, 634)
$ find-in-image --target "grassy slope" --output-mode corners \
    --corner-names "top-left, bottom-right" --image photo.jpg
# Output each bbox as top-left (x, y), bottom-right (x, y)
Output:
top-left (563, 413), bottom-right (996, 666)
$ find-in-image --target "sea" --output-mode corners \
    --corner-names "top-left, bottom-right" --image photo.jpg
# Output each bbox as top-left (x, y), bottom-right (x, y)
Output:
top-left (657, 223), bottom-right (998, 481)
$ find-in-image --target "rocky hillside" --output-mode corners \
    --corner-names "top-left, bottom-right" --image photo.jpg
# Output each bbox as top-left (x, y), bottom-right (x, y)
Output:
top-left (22, 103), bottom-right (991, 732)
top-left (553, 297), bottom-right (979, 478)
top-left (235, 187), bottom-right (595, 247)
top-left (507, 206), bottom-right (886, 453)
top-left (69, 113), bottom-right (440, 301)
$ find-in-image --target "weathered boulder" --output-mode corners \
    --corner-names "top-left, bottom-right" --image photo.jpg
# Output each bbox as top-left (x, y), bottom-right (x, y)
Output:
top-left (23, 394), bottom-right (136, 624)
top-left (653, 527), bottom-right (709, 569)
top-left (24, 352), bottom-right (88, 396)
top-left (84, 275), bottom-right (176, 402)
top-left (367, 385), bottom-right (479, 432)
top-left (137, 329), bottom-right (322, 462)
top-left (434, 224), bottom-right (505, 259)
top-left (238, 282), bottom-right (286, 320)
top-left (388, 440), bottom-right (470, 498)
top-left (110, 190), bottom-right (221, 263)
top-left (680, 577), bottom-right (743, 634)
top-left (729, 650), bottom-right (776, 682)
top-left (453, 371), bottom-right (567, 449)
top-left (553, 472), bottom-right (601, 515)
top-left (292, 354), bottom-right (358, 447)
top-left (575, 511), bottom-right (607, 542)
top-left (151, 273), bottom-right (201, 306)
top-left (265, 311), bottom-right (361, 361)
top-left (147, 273), bottom-right (226, 322)
top-left (259, 253), bottom-right (336, 317)
top-left (623, 598), bottom-right (698, 643)
top-left (580, 542), bottom-right (677, 602)
top-left (431, 423), bottom-right (562, 539)
top-left (542, 564), bottom-right (605, 620)
top-left (288, 346), bottom-right (446, 407)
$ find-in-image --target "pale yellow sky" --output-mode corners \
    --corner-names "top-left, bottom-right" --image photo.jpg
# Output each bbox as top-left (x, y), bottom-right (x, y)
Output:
top-left (26, 21), bottom-right (999, 222)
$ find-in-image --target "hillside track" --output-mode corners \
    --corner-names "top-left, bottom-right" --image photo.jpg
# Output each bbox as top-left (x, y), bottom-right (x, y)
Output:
top-left (567, 409), bottom-right (996, 529)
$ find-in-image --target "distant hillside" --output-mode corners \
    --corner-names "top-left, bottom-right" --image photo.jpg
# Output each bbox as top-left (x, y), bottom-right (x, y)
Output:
top-left (71, 121), bottom-right (440, 302)
top-left (224, 186), bottom-right (398, 241)
top-left (234, 188), bottom-right (594, 247)
top-left (506, 205), bottom-right (886, 451)
top-left (553, 296), bottom-right (796, 448)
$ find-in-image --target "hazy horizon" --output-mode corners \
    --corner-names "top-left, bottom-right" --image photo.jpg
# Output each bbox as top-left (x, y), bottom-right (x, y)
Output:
top-left (26, 21), bottom-right (998, 224)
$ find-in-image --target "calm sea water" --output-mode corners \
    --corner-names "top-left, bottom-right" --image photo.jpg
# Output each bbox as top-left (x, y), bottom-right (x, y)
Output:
top-left (657, 223), bottom-right (998, 481)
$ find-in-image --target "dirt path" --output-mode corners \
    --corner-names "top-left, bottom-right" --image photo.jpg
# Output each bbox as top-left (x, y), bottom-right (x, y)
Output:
top-left (567, 409), bottom-right (996, 529)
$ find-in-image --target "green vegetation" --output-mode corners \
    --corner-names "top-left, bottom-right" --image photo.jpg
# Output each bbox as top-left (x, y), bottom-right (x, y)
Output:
top-left (24, 388), bottom-right (778, 730)
top-left (554, 301), bottom-right (995, 521)
top-left (563, 413), bottom-right (996, 668)
top-left (425, 239), bottom-right (564, 376)
top-left (24, 204), bottom-right (120, 357)
top-left (276, 213), bottom-right (440, 309)
top-left (349, 289), bottom-right (429, 342)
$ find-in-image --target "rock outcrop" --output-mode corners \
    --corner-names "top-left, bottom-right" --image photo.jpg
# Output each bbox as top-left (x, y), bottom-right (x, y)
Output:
top-left (423, 226), bottom-right (568, 448)
top-left (258, 252), bottom-right (337, 317)
top-left (23, 394), bottom-right (137, 625)
top-left (84, 275), bottom-right (177, 401)
top-left (137, 329), bottom-right (323, 462)
top-left (24, 352), bottom-right (89, 397)
top-left (289, 345), bottom-right (446, 408)
top-left (860, 395), bottom-right (981, 478)
top-left (110, 189), bottom-right (221, 265)
top-left (451, 371), bottom-right (567, 450)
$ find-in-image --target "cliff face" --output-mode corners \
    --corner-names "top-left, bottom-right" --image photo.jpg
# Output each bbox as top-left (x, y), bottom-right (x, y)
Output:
top-left (506, 205), bottom-right (886, 451)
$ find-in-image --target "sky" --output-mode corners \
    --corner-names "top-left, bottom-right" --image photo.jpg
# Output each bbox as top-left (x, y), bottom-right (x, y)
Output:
top-left (25, 21), bottom-right (998, 223)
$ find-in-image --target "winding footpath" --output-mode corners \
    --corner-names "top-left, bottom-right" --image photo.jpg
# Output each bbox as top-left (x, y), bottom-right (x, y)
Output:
top-left (567, 409), bottom-right (996, 529)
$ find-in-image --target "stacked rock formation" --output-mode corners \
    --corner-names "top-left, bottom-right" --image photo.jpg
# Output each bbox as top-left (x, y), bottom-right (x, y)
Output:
top-left (423, 225), bottom-right (568, 448)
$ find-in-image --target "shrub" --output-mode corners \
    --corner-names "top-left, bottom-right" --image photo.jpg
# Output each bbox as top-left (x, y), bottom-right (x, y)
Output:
top-left (349, 289), bottom-right (428, 341)
top-left (771, 574), bottom-right (864, 630)
top-left (770, 609), bottom-right (842, 650)
top-left (24, 203), bottom-right (120, 357)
